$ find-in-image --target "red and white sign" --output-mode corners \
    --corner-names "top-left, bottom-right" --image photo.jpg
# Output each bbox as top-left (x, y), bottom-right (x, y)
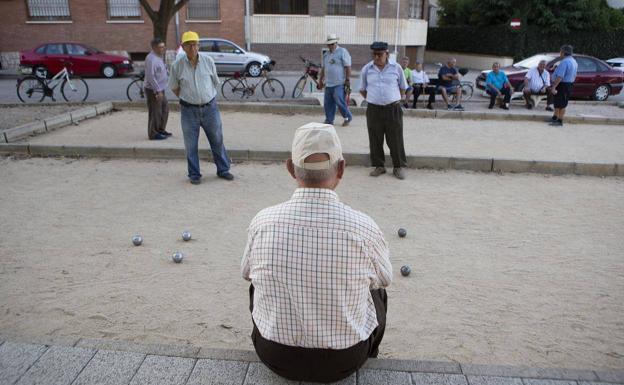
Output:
top-left (510, 18), bottom-right (522, 29)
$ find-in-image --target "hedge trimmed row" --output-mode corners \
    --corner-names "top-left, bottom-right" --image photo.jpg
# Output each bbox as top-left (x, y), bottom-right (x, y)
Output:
top-left (427, 26), bottom-right (623, 61)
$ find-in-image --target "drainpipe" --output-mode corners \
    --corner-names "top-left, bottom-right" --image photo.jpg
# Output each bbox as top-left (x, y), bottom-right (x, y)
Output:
top-left (245, 0), bottom-right (251, 50)
top-left (374, 0), bottom-right (380, 41)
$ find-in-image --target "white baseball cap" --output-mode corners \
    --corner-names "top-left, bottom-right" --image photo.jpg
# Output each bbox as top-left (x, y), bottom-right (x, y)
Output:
top-left (291, 123), bottom-right (343, 170)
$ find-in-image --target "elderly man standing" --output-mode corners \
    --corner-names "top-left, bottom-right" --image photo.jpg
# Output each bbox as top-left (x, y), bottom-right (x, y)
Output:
top-left (318, 34), bottom-right (353, 127)
top-left (242, 122), bottom-right (392, 383)
top-left (523, 60), bottom-right (553, 111)
top-left (485, 62), bottom-right (513, 110)
top-left (144, 37), bottom-right (170, 140)
top-left (168, 31), bottom-right (234, 184)
top-left (549, 45), bottom-right (578, 126)
top-left (359, 41), bottom-right (408, 180)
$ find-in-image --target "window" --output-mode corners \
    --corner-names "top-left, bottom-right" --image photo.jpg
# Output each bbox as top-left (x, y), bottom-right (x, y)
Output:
top-left (66, 44), bottom-right (88, 55)
top-left (199, 40), bottom-right (216, 52)
top-left (254, 0), bottom-right (308, 15)
top-left (327, 0), bottom-right (355, 16)
top-left (215, 41), bottom-right (239, 53)
top-left (576, 57), bottom-right (597, 73)
top-left (27, 0), bottom-right (71, 21)
top-left (45, 44), bottom-right (65, 55)
top-left (187, 0), bottom-right (220, 20)
top-left (107, 0), bottom-right (141, 19)
top-left (408, 0), bottom-right (422, 19)
top-left (35, 46), bottom-right (46, 54)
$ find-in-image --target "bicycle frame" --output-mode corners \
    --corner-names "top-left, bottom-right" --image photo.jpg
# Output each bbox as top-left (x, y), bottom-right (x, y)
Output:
top-left (34, 66), bottom-right (72, 100)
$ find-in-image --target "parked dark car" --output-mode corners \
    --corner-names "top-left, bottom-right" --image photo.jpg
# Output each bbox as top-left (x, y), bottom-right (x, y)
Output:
top-left (20, 42), bottom-right (133, 78)
top-left (475, 53), bottom-right (624, 101)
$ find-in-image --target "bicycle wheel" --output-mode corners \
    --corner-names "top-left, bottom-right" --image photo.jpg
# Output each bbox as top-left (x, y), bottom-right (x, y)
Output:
top-left (126, 78), bottom-right (145, 101)
top-left (61, 77), bottom-right (89, 102)
top-left (460, 83), bottom-right (473, 101)
top-left (292, 76), bottom-right (307, 98)
top-left (16, 76), bottom-right (46, 103)
top-left (221, 78), bottom-right (246, 100)
top-left (262, 78), bottom-right (285, 99)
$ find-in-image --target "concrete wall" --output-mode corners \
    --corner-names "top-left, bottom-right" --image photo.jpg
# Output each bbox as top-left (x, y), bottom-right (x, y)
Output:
top-left (425, 50), bottom-right (514, 70)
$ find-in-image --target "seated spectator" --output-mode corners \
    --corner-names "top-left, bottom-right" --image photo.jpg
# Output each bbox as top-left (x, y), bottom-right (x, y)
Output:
top-left (486, 62), bottom-right (512, 110)
top-left (523, 60), bottom-right (554, 111)
top-left (241, 122), bottom-right (392, 383)
top-left (400, 56), bottom-right (413, 108)
top-left (412, 62), bottom-right (435, 109)
top-left (437, 58), bottom-right (464, 111)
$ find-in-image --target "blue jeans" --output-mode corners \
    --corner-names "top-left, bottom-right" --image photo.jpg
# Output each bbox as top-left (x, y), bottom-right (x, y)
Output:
top-left (180, 98), bottom-right (230, 180)
top-left (323, 85), bottom-right (352, 125)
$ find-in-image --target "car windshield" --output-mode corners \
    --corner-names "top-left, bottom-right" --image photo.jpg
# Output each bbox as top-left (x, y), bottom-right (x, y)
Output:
top-left (514, 54), bottom-right (557, 69)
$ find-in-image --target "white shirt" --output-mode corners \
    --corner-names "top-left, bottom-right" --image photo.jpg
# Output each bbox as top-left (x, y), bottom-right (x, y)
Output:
top-left (168, 52), bottom-right (220, 105)
top-left (359, 60), bottom-right (408, 105)
top-left (411, 69), bottom-right (429, 85)
top-left (241, 188), bottom-right (393, 349)
top-left (525, 66), bottom-right (551, 93)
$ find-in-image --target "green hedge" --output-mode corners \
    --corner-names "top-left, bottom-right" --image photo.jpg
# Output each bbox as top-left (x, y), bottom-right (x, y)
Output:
top-left (427, 26), bottom-right (624, 61)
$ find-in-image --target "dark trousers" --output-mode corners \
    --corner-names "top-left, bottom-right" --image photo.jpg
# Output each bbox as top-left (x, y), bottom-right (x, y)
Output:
top-left (366, 102), bottom-right (407, 168)
top-left (487, 85), bottom-right (511, 107)
top-left (249, 284), bottom-right (388, 383)
top-left (412, 84), bottom-right (435, 108)
top-left (145, 88), bottom-right (169, 139)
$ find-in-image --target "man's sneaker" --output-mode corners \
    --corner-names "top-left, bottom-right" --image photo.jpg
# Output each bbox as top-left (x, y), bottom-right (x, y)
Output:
top-left (342, 117), bottom-right (351, 127)
top-left (453, 104), bottom-right (464, 111)
top-left (162, 131), bottom-right (173, 136)
top-left (488, 103), bottom-right (494, 109)
top-left (546, 115), bottom-right (557, 123)
top-left (549, 120), bottom-right (563, 126)
top-left (545, 105), bottom-right (554, 111)
top-left (150, 133), bottom-right (167, 140)
top-left (218, 172), bottom-right (234, 181)
top-left (190, 178), bottom-right (201, 185)
top-left (426, 104), bottom-right (434, 110)
top-left (392, 168), bottom-right (405, 180)
top-left (369, 167), bottom-right (386, 177)
top-left (501, 104), bottom-right (509, 110)
top-left (447, 104), bottom-right (454, 110)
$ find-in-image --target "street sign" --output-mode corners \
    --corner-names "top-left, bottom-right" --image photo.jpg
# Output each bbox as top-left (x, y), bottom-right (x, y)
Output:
top-left (510, 18), bottom-right (521, 29)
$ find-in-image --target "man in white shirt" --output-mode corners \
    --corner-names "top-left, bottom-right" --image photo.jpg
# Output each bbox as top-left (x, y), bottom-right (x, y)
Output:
top-left (523, 60), bottom-right (554, 111)
top-left (411, 62), bottom-right (435, 109)
top-left (241, 122), bottom-right (392, 383)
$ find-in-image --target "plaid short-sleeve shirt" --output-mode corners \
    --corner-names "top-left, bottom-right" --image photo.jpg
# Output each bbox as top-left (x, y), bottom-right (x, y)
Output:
top-left (241, 188), bottom-right (392, 349)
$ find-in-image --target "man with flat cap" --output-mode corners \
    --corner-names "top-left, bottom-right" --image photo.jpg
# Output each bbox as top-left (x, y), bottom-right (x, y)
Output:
top-left (548, 44), bottom-right (577, 126)
top-left (241, 122), bottom-right (392, 383)
top-left (359, 41), bottom-right (409, 179)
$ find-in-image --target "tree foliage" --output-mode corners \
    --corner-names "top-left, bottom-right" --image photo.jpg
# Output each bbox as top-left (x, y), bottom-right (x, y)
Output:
top-left (438, 0), bottom-right (624, 33)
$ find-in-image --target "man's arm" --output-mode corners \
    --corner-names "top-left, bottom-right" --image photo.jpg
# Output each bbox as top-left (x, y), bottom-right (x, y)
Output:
top-left (359, 64), bottom-right (367, 98)
top-left (240, 229), bottom-right (255, 281)
top-left (344, 66), bottom-right (351, 84)
top-left (367, 233), bottom-right (393, 288)
top-left (398, 68), bottom-right (408, 101)
top-left (318, 67), bottom-right (325, 89)
top-left (168, 59), bottom-right (180, 97)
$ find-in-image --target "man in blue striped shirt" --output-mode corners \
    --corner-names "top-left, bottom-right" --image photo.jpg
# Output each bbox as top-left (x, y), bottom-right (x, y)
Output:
top-left (549, 45), bottom-right (578, 126)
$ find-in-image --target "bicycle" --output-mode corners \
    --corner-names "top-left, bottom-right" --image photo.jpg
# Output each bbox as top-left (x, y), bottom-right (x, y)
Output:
top-left (221, 60), bottom-right (285, 100)
top-left (292, 56), bottom-right (321, 98)
top-left (16, 62), bottom-right (89, 103)
top-left (126, 70), bottom-right (145, 101)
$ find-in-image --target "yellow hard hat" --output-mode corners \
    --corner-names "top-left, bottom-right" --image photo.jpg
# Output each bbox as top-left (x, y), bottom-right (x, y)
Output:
top-left (181, 31), bottom-right (199, 44)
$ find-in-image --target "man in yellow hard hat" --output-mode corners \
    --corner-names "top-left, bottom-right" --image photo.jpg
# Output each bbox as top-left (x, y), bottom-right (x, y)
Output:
top-left (168, 31), bottom-right (234, 184)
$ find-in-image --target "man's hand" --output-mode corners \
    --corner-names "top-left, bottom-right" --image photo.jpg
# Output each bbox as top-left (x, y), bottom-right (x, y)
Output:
top-left (317, 79), bottom-right (324, 90)
top-left (155, 91), bottom-right (163, 101)
top-left (550, 87), bottom-right (558, 95)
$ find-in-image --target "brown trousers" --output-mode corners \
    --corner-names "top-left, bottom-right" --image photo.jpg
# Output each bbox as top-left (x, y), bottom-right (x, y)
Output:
top-left (145, 88), bottom-right (169, 139)
top-left (249, 284), bottom-right (388, 383)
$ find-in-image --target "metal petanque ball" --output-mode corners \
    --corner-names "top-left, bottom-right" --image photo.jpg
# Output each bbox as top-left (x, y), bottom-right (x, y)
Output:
top-left (132, 235), bottom-right (143, 246)
top-left (182, 231), bottom-right (192, 242)
top-left (172, 251), bottom-right (184, 263)
top-left (400, 265), bottom-right (411, 277)
top-left (398, 228), bottom-right (407, 238)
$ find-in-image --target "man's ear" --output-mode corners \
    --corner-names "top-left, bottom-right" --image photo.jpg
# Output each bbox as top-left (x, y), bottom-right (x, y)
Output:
top-left (336, 159), bottom-right (345, 180)
top-left (286, 159), bottom-right (296, 179)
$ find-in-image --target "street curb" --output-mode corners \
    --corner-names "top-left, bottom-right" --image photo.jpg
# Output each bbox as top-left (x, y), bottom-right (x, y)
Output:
top-left (1, 337), bottom-right (622, 382)
top-left (1, 143), bottom-right (621, 178)
top-left (112, 102), bottom-right (624, 126)
top-left (2, 102), bottom-right (114, 143)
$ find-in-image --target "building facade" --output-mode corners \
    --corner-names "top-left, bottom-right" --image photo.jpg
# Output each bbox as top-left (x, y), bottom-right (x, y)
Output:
top-left (0, 0), bottom-right (429, 71)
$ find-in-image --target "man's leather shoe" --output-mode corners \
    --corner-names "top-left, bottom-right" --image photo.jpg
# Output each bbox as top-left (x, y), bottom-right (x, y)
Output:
top-left (150, 133), bottom-right (167, 140)
top-left (218, 172), bottom-right (234, 181)
top-left (369, 167), bottom-right (386, 177)
top-left (393, 168), bottom-right (405, 180)
top-left (162, 131), bottom-right (173, 136)
top-left (190, 178), bottom-right (201, 185)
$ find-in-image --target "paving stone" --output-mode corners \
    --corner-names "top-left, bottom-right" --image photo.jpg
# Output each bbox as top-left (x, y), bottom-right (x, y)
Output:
top-left (574, 162), bottom-right (616, 177)
top-left (242, 362), bottom-right (298, 385)
top-left (4, 122), bottom-right (46, 142)
top-left (72, 349), bottom-right (145, 385)
top-left (70, 107), bottom-right (97, 123)
top-left (0, 143), bottom-right (29, 155)
top-left (466, 375), bottom-right (524, 385)
top-left (196, 347), bottom-right (259, 362)
top-left (523, 379), bottom-right (578, 385)
top-left (358, 368), bottom-right (412, 385)
top-left (593, 369), bottom-right (624, 383)
top-left (579, 381), bottom-right (623, 385)
top-left (95, 101), bottom-right (114, 115)
top-left (408, 155), bottom-right (452, 170)
top-left (412, 372), bottom-right (468, 385)
top-left (0, 342), bottom-right (48, 385)
top-left (301, 372), bottom-right (356, 385)
top-left (129, 355), bottom-right (195, 385)
top-left (451, 157), bottom-right (493, 172)
top-left (14, 345), bottom-right (96, 385)
top-left (247, 150), bottom-right (288, 162)
top-left (133, 147), bottom-right (186, 159)
top-left (462, 364), bottom-right (599, 381)
top-left (363, 358), bottom-right (461, 374)
top-left (76, 338), bottom-right (200, 358)
top-left (186, 358), bottom-right (248, 385)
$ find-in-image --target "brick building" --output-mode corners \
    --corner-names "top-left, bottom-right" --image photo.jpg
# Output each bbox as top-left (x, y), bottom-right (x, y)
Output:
top-left (0, 0), bottom-right (430, 71)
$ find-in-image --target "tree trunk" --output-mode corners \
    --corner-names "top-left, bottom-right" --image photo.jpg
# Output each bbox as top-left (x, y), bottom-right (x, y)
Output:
top-left (153, 16), bottom-right (168, 41)
top-left (139, 0), bottom-right (190, 42)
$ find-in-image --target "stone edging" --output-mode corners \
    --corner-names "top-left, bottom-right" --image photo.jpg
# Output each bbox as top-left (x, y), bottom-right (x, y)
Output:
top-left (0, 102), bottom-right (114, 144)
top-left (0, 335), bottom-right (622, 383)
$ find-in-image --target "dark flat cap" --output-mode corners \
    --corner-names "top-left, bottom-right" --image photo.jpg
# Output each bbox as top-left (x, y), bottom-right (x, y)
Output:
top-left (370, 41), bottom-right (388, 50)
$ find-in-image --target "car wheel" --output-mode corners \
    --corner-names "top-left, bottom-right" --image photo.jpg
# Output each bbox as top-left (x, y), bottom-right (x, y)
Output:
top-left (101, 64), bottom-right (117, 78)
top-left (593, 84), bottom-right (610, 101)
top-left (246, 62), bottom-right (262, 77)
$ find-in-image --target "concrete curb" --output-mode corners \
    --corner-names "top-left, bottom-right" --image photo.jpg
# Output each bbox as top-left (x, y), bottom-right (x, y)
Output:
top-left (1, 337), bottom-right (622, 383)
top-left (2, 102), bottom-right (114, 143)
top-left (112, 101), bottom-right (624, 126)
top-left (1, 143), bottom-right (622, 178)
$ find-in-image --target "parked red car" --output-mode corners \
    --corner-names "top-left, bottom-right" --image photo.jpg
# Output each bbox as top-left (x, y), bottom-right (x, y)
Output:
top-left (20, 42), bottom-right (133, 78)
top-left (475, 53), bottom-right (624, 101)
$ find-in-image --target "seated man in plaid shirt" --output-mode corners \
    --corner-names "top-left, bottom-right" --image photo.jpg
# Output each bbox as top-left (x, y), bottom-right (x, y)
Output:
top-left (241, 122), bottom-right (393, 383)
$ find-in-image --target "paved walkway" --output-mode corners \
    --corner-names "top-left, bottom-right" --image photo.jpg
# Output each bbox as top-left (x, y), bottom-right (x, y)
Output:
top-left (1, 338), bottom-right (622, 385)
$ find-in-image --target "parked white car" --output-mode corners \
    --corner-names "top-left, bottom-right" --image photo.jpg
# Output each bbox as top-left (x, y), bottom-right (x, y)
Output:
top-left (606, 57), bottom-right (624, 72)
top-left (176, 38), bottom-right (271, 77)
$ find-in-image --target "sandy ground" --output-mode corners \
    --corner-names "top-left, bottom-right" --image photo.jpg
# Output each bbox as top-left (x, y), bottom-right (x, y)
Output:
top-left (26, 109), bottom-right (624, 164)
top-left (0, 156), bottom-right (623, 370)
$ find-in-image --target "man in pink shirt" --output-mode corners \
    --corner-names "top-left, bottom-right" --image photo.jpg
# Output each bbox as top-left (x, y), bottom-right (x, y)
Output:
top-left (144, 38), bottom-right (171, 140)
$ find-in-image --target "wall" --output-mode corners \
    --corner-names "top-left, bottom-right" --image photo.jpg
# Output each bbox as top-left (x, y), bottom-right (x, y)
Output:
top-left (425, 50), bottom-right (514, 70)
